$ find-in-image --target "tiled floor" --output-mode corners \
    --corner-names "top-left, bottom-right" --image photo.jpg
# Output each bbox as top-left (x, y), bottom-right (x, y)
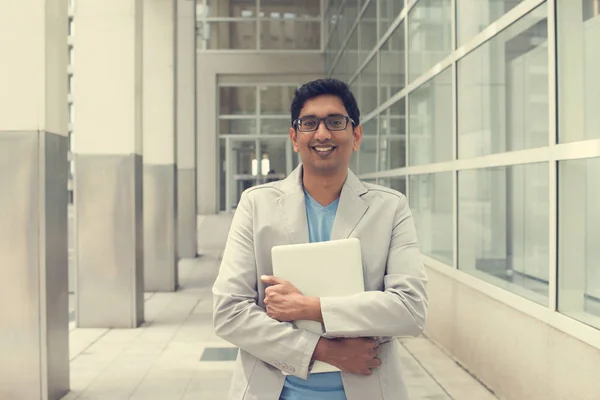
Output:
top-left (61, 215), bottom-right (498, 399)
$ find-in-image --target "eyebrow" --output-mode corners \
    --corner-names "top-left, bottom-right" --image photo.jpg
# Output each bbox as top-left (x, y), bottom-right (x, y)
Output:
top-left (298, 113), bottom-right (346, 119)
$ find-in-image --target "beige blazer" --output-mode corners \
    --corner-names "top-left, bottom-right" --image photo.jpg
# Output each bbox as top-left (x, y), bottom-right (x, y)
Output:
top-left (212, 165), bottom-right (428, 400)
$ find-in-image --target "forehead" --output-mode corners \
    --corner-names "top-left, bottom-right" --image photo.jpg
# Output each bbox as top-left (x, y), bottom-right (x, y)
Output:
top-left (298, 95), bottom-right (348, 118)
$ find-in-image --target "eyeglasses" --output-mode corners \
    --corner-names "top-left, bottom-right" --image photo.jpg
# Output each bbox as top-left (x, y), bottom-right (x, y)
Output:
top-left (293, 115), bottom-right (355, 132)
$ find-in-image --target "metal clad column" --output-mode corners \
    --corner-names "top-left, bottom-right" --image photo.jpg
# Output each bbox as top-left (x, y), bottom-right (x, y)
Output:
top-left (177, 0), bottom-right (198, 259)
top-left (0, 0), bottom-right (70, 398)
top-left (73, 0), bottom-right (145, 328)
top-left (143, 0), bottom-right (178, 292)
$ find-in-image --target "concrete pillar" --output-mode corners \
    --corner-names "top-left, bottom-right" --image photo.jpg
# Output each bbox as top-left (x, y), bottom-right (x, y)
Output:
top-left (0, 0), bottom-right (70, 399)
top-left (143, 0), bottom-right (178, 292)
top-left (177, 0), bottom-right (198, 259)
top-left (73, 0), bottom-right (145, 328)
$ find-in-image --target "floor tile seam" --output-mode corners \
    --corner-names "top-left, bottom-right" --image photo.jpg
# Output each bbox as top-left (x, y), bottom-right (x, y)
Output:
top-left (400, 340), bottom-right (456, 400)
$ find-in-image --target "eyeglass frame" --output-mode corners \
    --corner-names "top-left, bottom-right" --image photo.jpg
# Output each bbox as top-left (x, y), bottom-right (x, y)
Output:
top-left (292, 115), bottom-right (357, 133)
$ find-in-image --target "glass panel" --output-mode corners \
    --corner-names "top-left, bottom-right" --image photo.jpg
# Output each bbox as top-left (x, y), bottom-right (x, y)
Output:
top-left (198, 21), bottom-right (257, 50)
top-left (557, 0), bottom-right (600, 143)
top-left (359, 55), bottom-right (378, 115)
top-left (358, 120), bottom-right (378, 174)
top-left (458, 163), bottom-right (549, 305)
top-left (381, 21), bottom-right (405, 102)
top-left (231, 140), bottom-right (259, 209)
top-left (220, 86), bottom-right (257, 115)
top-left (260, 118), bottom-right (291, 135)
top-left (378, 176), bottom-right (406, 194)
top-left (205, 0), bottom-right (258, 17)
top-left (258, 139), bottom-right (288, 184)
top-left (408, 0), bottom-right (452, 82)
top-left (408, 68), bottom-right (453, 166)
top-left (458, 4), bottom-right (548, 159)
top-left (220, 139), bottom-right (226, 211)
top-left (457, 0), bottom-right (524, 45)
top-left (379, 98), bottom-right (406, 170)
top-left (410, 172), bottom-right (453, 265)
top-left (359, 0), bottom-right (377, 65)
top-left (559, 157), bottom-right (600, 329)
top-left (260, 86), bottom-right (296, 115)
top-left (260, 0), bottom-right (320, 18)
top-left (220, 119), bottom-right (257, 135)
top-left (260, 19), bottom-right (320, 49)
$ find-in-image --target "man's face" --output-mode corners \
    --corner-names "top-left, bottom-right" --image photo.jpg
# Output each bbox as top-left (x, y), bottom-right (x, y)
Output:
top-left (289, 94), bottom-right (362, 176)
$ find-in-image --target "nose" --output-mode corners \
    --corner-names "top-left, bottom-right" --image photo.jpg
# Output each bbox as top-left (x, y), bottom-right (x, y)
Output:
top-left (313, 120), bottom-right (332, 141)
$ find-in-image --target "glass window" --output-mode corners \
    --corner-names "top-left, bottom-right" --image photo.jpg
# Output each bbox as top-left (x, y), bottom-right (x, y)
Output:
top-left (260, 19), bottom-right (320, 50)
top-left (220, 87), bottom-right (257, 115)
top-left (220, 119), bottom-right (258, 135)
top-left (378, 176), bottom-right (406, 194)
top-left (410, 172), bottom-right (453, 265)
top-left (198, 21), bottom-right (257, 50)
top-left (408, 0), bottom-right (452, 82)
top-left (457, 0), bottom-right (524, 45)
top-left (359, 0), bottom-right (377, 65)
top-left (260, 118), bottom-right (291, 135)
top-left (380, 21), bottom-right (406, 102)
top-left (458, 163), bottom-right (549, 305)
top-left (358, 119), bottom-right (378, 174)
top-left (557, 0), bottom-right (600, 143)
top-left (207, 0), bottom-right (257, 18)
top-left (559, 157), bottom-right (600, 329)
top-left (379, 98), bottom-right (406, 170)
top-left (408, 68), bottom-right (453, 166)
top-left (458, 4), bottom-right (548, 159)
top-left (359, 55), bottom-right (378, 115)
top-left (260, 0), bottom-right (320, 18)
top-left (260, 86), bottom-right (296, 115)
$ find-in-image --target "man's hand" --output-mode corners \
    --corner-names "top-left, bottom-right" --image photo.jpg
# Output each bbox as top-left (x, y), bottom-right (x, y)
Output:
top-left (261, 275), bottom-right (322, 322)
top-left (313, 337), bottom-right (381, 376)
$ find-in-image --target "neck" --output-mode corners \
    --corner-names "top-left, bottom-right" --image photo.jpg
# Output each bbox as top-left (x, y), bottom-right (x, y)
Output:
top-left (302, 167), bottom-right (347, 206)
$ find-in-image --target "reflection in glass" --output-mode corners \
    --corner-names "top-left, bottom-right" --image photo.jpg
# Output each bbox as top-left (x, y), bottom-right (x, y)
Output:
top-left (378, 176), bottom-right (406, 194)
top-left (198, 21), bottom-right (258, 50)
top-left (220, 86), bottom-right (257, 115)
top-left (259, 0), bottom-right (320, 18)
top-left (457, 0), bottom-right (523, 45)
top-left (410, 172), bottom-right (453, 265)
top-left (558, 0), bottom-right (600, 143)
top-left (559, 158), bottom-right (600, 329)
top-left (408, 68), bottom-right (452, 166)
top-left (458, 163), bottom-right (549, 305)
top-left (360, 55), bottom-right (379, 116)
top-left (259, 139), bottom-right (288, 183)
top-left (358, 119), bottom-right (378, 174)
top-left (230, 140), bottom-right (257, 209)
top-left (458, 4), bottom-right (548, 158)
top-left (381, 22), bottom-right (406, 102)
top-left (408, 0), bottom-right (452, 82)
top-left (379, 99), bottom-right (406, 170)
top-left (359, 0), bottom-right (377, 65)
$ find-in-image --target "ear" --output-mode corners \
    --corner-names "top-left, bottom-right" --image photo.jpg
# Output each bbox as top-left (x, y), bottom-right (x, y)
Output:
top-left (352, 124), bottom-right (363, 152)
top-left (289, 127), bottom-right (299, 152)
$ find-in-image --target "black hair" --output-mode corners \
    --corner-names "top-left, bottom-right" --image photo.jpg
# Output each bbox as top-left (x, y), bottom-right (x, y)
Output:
top-left (290, 78), bottom-right (360, 128)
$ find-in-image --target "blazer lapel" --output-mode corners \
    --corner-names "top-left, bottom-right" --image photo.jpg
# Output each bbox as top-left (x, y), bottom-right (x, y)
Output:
top-left (276, 166), bottom-right (309, 244)
top-left (330, 170), bottom-right (370, 241)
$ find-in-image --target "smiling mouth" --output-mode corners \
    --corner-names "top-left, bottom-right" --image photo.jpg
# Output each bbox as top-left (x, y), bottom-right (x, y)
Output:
top-left (311, 145), bottom-right (337, 156)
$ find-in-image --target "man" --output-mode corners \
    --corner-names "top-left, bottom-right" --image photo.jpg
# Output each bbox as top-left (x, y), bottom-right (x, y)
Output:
top-left (213, 78), bottom-right (428, 400)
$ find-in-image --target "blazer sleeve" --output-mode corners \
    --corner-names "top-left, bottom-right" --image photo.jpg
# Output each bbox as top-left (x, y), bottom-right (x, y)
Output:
top-left (319, 194), bottom-right (428, 338)
top-left (212, 191), bottom-right (321, 380)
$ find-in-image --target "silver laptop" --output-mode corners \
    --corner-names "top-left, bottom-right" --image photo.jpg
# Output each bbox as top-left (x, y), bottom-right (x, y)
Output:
top-left (271, 237), bottom-right (365, 373)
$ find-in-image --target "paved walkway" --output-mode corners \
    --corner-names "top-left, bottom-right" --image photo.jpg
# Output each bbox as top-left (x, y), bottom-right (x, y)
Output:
top-left (61, 215), bottom-right (497, 400)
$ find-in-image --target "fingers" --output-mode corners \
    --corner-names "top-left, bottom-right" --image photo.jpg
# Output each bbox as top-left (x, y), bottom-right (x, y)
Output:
top-left (261, 275), bottom-right (284, 286)
top-left (367, 357), bottom-right (382, 368)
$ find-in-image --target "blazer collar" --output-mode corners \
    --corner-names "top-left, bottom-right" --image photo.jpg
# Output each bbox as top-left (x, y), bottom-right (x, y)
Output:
top-left (276, 164), bottom-right (370, 244)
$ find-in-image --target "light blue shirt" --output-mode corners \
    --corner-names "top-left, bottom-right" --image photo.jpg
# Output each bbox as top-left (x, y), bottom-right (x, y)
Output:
top-left (279, 190), bottom-right (346, 400)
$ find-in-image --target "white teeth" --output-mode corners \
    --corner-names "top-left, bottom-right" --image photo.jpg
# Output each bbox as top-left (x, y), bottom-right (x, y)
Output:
top-left (314, 146), bottom-right (334, 152)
